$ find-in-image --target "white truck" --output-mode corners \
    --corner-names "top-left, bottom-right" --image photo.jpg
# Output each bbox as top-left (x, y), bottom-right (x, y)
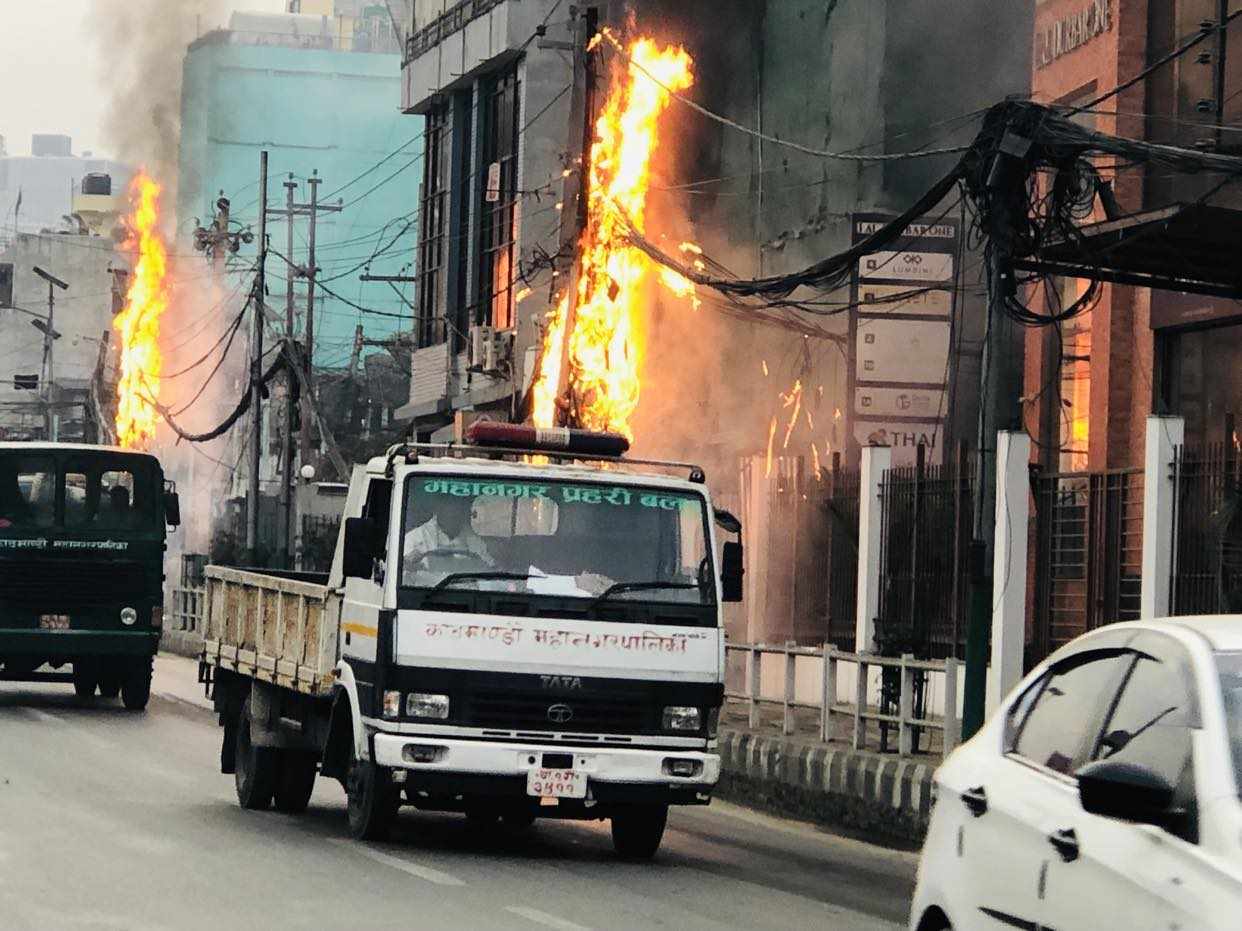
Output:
top-left (200, 424), bottom-right (743, 858)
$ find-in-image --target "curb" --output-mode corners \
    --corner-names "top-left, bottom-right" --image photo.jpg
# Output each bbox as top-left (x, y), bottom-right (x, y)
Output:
top-left (715, 728), bottom-right (936, 847)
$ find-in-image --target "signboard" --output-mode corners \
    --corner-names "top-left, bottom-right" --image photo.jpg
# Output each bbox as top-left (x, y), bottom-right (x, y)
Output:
top-left (485, 161), bottom-right (501, 203)
top-left (1035, 0), bottom-right (1111, 70)
top-left (848, 211), bottom-right (960, 467)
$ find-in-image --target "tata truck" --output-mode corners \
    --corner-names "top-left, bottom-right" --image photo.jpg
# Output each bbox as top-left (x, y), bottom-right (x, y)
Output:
top-left (0, 442), bottom-right (181, 709)
top-left (200, 423), bottom-right (743, 858)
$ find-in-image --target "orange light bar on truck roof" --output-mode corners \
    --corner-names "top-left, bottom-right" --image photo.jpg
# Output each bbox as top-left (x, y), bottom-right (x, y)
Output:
top-left (464, 422), bottom-right (631, 458)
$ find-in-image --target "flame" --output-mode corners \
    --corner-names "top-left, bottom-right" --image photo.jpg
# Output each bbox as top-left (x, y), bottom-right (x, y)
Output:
top-left (531, 34), bottom-right (694, 439)
top-left (114, 172), bottom-right (170, 449)
top-left (531, 297), bottom-right (569, 428)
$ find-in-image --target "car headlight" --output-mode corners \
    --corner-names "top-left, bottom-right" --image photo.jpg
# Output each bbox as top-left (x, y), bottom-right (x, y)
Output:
top-left (406, 692), bottom-right (450, 720)
top-left (382, 690), bottom-right (402, 719)
top-left (120, 606), bottom-right (137, 626)
top-left (662, 706), bottom-right (702, 732)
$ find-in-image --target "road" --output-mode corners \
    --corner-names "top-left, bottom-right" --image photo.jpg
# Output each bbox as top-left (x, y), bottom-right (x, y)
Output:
top-left (0, 656), bottom-right (916, 931)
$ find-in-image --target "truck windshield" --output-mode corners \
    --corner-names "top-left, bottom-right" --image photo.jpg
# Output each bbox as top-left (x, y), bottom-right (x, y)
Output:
top-left (0, 452), bottom-right (159, 533)
top-left (400, 475), bottom-right (714, 605)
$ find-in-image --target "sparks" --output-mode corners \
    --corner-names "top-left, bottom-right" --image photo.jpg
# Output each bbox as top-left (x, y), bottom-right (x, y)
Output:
top-left (515, 286), bottom-right (533, 304)
top-left (781, 380), bottom-right (803, 450)
top-left (762, 360), bottom-right (769, 377)
top-left (765, 417), bottom-right (777, 478)
top-left (811, 443), bottom-right (822, 481)
top-left (114, 172), bottom-right (170, 449)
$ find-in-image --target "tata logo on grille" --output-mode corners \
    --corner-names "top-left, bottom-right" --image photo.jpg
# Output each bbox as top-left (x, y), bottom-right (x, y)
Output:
top-left (547, 703), bottom-right (574, 724)
top-left (541, 675), bottom-right (582, 690)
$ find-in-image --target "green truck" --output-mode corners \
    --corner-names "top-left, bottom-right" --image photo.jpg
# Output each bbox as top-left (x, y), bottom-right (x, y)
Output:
top-left (0, 442), bottom-right (181, 709)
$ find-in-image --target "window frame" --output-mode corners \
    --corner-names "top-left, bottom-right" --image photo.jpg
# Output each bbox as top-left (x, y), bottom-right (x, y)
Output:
top-left (415, 104), bottom-right (451, 348)
top-left (476, 61), bottom-right (522, 332)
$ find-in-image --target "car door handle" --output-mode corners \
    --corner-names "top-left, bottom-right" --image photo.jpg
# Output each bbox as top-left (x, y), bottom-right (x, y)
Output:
top-left (960, 785), bottom-right (988, 817)
top-left (1048, 827), bottom-right (1079, 862)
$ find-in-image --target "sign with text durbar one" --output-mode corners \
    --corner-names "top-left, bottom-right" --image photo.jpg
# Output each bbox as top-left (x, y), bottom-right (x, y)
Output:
top-left (848, 211), bottom-right (961, 467)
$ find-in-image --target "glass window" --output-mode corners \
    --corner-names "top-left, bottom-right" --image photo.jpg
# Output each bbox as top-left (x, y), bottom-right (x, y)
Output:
top-left (1010, 653), bottom-right (1130, 776)
top-left (416, 104), bottom-right (451, 348)
top-left (1216, 652), bottom-right (1242, 796)
top-left (63, 464), bottom-right (154, 531)
top-left (0, 455), bottom-right (55, 529)
top-left (478, 64), bottom-right (521, 331)
top-left (1093, 653), bottom-right (1195, 788)
top-left (400, 475), bottom-right (713, 606)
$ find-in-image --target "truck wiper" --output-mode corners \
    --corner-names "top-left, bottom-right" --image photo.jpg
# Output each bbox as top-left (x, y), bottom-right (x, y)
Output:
top-left (589, 580), bottom-right (699, 611)
top-left (426, 571), bottom-right (535, 595)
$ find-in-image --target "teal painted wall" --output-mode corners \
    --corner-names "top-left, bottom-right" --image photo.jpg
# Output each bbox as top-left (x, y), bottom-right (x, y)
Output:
top-left (177, 35), bottom-right (421, 365)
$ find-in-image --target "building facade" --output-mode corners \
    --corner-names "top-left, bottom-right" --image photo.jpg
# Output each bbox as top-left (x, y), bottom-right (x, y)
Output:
top-left (0, 134), bottom-right (129, 242)
top-left (177, 6), bottom-right (416, 364)
top-left (1025, 0), bottom-right (1242, 470)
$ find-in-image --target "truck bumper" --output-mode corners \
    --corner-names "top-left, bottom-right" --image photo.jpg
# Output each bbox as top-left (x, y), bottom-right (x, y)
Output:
top-left (372, 732), bottom-right (720, 807)
top-left (0, 629), bottom-right (160, 659)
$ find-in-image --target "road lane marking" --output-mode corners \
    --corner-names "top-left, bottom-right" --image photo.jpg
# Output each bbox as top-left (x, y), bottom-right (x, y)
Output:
top-left (328, 839), bottom-right (466, 886)
top-left (504, 906), bottom-right (591, 931)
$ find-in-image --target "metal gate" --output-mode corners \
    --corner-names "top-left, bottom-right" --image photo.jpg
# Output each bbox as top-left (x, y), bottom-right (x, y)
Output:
top-left (876, 447), bottom-right (975, 659)
top-left (1171, 441), bottom-right (1242, 615)
top-left (1032, 468), bottom-right (1143, 664)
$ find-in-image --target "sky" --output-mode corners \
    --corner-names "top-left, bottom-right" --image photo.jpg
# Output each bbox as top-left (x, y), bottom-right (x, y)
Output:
top-left (0, 0), bottom-right (286, 158)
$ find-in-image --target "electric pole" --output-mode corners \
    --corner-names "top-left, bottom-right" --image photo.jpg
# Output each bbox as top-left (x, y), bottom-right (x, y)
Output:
top-left (301, 171), bottom-right (342, 464)
top-left (551, 4), bottom-right (600, 422)
top-left (281, 174), bottom-right (298, 568)
top-left (247, 151), bottom-right (269, 564)
top-left (32, 265), bottom-right (68, 442)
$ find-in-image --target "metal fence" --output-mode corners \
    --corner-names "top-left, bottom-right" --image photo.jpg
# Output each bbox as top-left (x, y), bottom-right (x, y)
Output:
top-left (822, 465), bottom-right (860, 652)
top-left (301, 514), bottom-right (341, 574)
top-left (406, 0), bottom-right (506, 62)
top-left (1031, 468), bottom-right (1144, 664)
top-left (1171, 441), bottom-right (1242, 615)
top-left (724, 642), bottom-right (960, 758)
top-left (876, 446), bottom-right (975, 659)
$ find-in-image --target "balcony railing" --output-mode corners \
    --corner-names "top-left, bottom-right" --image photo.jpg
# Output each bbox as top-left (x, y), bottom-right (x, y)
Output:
top-left (405, 0), bottom-right (508, 63)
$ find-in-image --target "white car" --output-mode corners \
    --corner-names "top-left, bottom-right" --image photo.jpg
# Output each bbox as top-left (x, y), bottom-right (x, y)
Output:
top-left (910, 617), bottom-right (1242, 930)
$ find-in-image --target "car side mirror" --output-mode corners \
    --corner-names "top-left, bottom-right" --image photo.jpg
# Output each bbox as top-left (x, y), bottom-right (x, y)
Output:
top-left (714, 508), bottom-right (742, 535)
top-left (721, 541), bottom-right (744, 603)
top-left (1077, 758), bottom-right (1175, 826)
top-left (342, 516), bottom-right (375, 580)
top-left (164, 491), bottom-right (181, 528)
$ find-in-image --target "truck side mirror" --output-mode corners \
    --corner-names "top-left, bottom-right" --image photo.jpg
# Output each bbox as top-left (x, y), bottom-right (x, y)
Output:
top-left (342, 517), bottom-right (375, 580)
top-left (164, 491), bottom-right (181, 528)
top-left (721, 541), bottom-right (744, 602)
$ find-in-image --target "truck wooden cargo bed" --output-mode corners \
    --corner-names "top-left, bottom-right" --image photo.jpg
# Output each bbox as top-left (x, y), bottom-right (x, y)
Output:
top-left (201, 565), bottom-right (340, 697)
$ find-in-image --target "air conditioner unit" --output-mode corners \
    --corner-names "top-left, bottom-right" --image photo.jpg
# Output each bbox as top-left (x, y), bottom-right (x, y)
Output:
top-left (467, 325), bottom-right (494, 371)
top-left (483, 329), bottom-right (515, 374)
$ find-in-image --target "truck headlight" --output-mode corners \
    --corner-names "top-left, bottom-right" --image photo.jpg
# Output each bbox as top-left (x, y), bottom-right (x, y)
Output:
top-left (662, 706), bottom-right (701, 732)
top-left (406, 692), bottom-right (450, 720)
top-left (382, 690), bottom-right (402, 719)
top-left (120, 606), bottom-right (137, 626)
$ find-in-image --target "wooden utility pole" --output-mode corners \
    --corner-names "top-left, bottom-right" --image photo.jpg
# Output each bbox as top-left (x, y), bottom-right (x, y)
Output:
top-left (551, 4), bottom-right (600, 423)
top-left (247, 151), bottom-right (269, 563)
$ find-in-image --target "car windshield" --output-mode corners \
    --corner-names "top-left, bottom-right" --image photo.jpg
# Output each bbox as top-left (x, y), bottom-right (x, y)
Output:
top-left (399, 474), bottom-right (714, 605)
top-left (1217, 651), bottom-right (1242, 793)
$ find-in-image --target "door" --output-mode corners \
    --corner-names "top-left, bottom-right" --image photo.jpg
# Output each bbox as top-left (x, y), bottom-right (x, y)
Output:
top-left (956, 649), bottom-right (1131, 929)
top-left (341, 477), bottom-right (392, 676)
top-left (1040, 636), bottom-right (1206, 931)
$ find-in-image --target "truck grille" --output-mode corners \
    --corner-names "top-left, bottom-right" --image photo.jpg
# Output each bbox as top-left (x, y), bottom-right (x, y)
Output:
top-left (0, 560), bottom-right (151, 604)
top-left (463, 689), bottom-right (652, 735)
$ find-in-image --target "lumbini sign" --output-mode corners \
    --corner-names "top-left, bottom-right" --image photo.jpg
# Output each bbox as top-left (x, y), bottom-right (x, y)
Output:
top-left (1036, 0), bottom-right (1112, 69)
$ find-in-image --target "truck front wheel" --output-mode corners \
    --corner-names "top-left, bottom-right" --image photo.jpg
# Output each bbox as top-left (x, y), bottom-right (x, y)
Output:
top-left (346, 752), bottom-right (399, 841)
top-left (610, 804), bottom-right (669, 860)
top-left (120, 657), bottom-right (152, 711)
top-left (234, 699), bottom-right (278, 810)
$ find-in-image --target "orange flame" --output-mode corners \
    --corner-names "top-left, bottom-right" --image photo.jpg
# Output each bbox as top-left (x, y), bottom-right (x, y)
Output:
top-left (532, 297), bottom-right (569, 429)
top-left (114, 173), bottom-right (169, 449)
top-left (532, 35), bottom-right (693, 438)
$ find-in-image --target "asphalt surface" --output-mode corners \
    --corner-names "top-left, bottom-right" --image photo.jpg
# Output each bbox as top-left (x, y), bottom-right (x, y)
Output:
top-left (0, 657), bottom-right (916, 930)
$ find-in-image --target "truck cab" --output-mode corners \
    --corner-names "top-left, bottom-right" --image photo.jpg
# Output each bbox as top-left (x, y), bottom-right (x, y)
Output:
top-left (0, 442), bottom-right (180, 708)
top-left (207, 426), bottom-right (741, 858)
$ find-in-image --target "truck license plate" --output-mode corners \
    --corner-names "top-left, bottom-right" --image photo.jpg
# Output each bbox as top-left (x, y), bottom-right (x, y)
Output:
top-left (526, 768), bottom-right (587, 799)
top-left (38, 614), bottom-right (70, 630)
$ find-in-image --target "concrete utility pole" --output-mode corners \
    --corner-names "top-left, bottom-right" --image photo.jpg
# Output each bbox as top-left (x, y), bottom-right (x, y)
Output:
top-left (551, 4), bottom-right (600, 423)
top-left (279, 175), bottom-right (299, 568)
top-left (247, 151), bottom-right (269, 564)
top-left (32, 265), bottom-right (68, 442)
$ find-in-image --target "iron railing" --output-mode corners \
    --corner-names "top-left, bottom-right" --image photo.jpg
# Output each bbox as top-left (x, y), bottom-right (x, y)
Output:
top-left (1031, 468), bottom-right (1143, 665)
top-left (876, 446), bottom-right (975, 659)
top-left (822, 466), bottom-right (860, 652)
top-left (300, 514), bottom-right (341, 573)
top-left (405, 0), bottom-right (507, 63)
top-left (1171, 441), bottom-right (1242, 615)
top-left (724, 641), bottom-right (960, 758)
